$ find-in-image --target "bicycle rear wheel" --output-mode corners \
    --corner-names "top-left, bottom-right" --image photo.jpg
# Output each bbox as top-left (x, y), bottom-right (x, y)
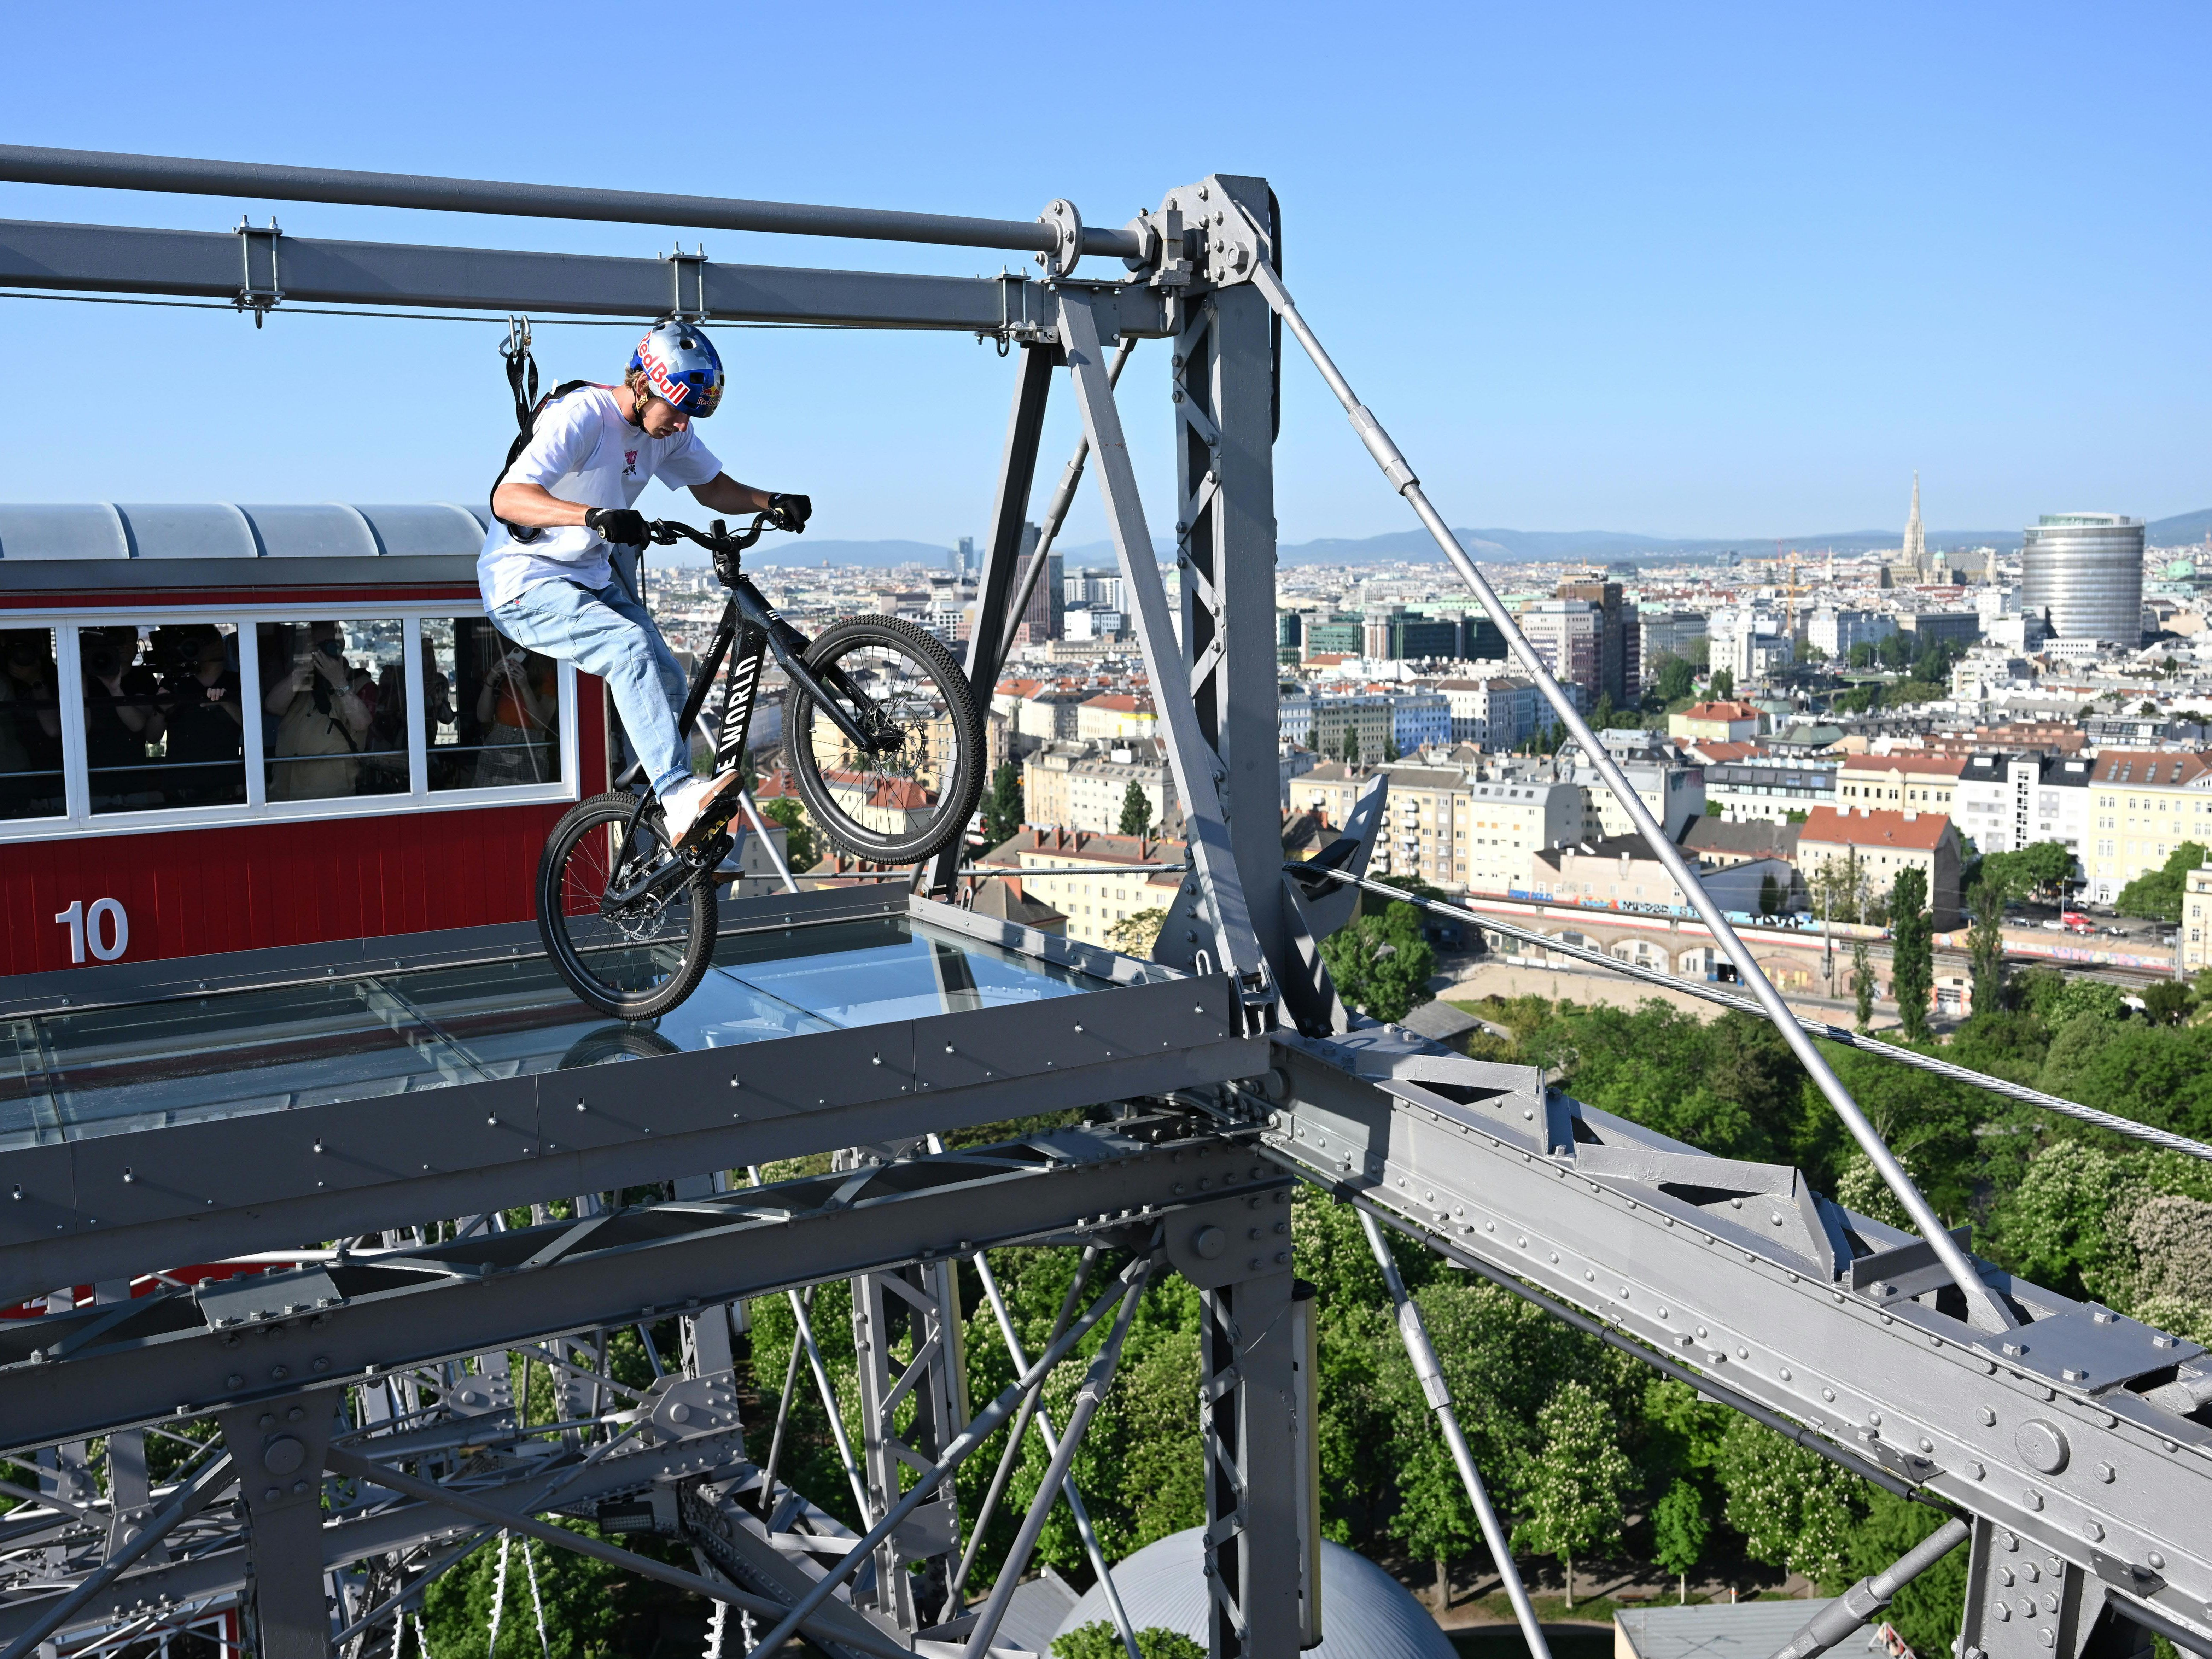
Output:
top-left (785, 615), bottom-right (985, 866)
top-left (536, 790), bottom-right (718, 1020)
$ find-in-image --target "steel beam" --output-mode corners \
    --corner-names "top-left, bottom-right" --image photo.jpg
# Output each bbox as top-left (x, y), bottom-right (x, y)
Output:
top-left (0, 964), bottom-right (1262, 1305)
top-left (1057, 290), bottom-right (1266, 997)
top-left (0, 145), bottom-right (1144, 261)
top-left (1255, 1033), bottom-right (2212, 1651)
top-left (0, 219), bottom-right (1177, 334)
top-left (1168, 178), bottom-right (1303, 1018)
top-left (0, 1126), bottom-right (1293, 1452)
top-left (1198, 1265), bottom-right (1307, 1659)
top-left (931, 339), bottom-right (1054, 894)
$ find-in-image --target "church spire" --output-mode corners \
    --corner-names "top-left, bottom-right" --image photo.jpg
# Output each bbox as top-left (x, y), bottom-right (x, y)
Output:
top-left (1904, 472), bottom-right (1926, 571)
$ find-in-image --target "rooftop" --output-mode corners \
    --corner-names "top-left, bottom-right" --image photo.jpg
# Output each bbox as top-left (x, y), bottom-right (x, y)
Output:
top-left (1798, 804), bottom-right (1955, 851)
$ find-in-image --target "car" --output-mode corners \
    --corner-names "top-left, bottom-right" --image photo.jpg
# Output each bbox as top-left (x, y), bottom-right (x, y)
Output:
top-left (2103, 926), bottom-right (2128, 937)
top-left (2040, 918), bottom-right (2065, 931)
top-left (2161, 932), bottom-right (2180, 947)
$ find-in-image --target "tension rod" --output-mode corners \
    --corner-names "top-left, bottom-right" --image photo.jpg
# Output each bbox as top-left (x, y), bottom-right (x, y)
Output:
top-left (1249, 256), bottom-right (2015, 1333)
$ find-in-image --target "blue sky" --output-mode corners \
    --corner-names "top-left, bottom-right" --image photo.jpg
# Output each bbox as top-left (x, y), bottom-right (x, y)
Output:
top-left (1, 2), bottom-right (2204, 547)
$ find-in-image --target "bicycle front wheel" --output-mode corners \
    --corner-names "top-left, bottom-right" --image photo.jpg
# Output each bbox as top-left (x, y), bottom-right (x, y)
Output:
top-left (536, 790), bottom-right (718, 1020)
top-left (785, 616), bottom-right (985, 866)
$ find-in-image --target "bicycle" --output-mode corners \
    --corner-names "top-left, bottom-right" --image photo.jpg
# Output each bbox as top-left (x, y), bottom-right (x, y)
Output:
top-left (534, 513), bottom-right (986, 1019)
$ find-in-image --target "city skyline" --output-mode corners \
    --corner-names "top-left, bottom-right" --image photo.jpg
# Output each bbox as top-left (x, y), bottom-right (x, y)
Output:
top-left (0, 4), bottom-right (2205, 546)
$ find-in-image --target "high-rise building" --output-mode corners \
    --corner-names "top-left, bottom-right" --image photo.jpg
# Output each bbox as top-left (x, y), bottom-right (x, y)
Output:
top-left (1012, 524), bottom-right (1063, 642)
top-left (1903, 473), bottom-right (1926, 574)
top-left (1517, 599), bottom-right (1601, 701)
top-left (2022, 513), bottom-right (2144, 645)
top-left (1554, 579), bottom-right (1640, 703)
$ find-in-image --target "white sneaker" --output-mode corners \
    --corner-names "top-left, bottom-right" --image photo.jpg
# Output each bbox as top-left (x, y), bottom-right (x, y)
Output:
top-left (661, 770), bottom-right (742, 849)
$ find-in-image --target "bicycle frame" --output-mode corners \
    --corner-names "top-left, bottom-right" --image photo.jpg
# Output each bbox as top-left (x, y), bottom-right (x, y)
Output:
top-left (598, 516), bottom-right (880, 909)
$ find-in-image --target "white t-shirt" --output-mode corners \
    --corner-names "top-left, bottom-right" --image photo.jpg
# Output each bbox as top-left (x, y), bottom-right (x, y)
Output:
top-left (477, 385), bottom-right (723, 608)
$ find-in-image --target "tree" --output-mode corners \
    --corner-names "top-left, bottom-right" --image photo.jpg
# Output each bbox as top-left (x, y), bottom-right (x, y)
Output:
top-left (1967, 875), bottom-right (2009, 1015)
top-left (1878, 632), bottom-right (1913, 672)
top-left (1847, 641), bottom-right (1877, 670)
top-left (1342, 726), bottom-right (1361, 765)
top-left (1709, 668), bottom-right (1735, 701)
top-left (1655, 654), bottom-right (1697, 703)
top-left (1650, 1477), bottom-right (1710, 1604)
top-left (1851, 938), bottom-right (1875, 1032)
top-left (1802, 641), bottom-right (1829, 666)
top-left (1054, 1627), bottom-right (1203, 1659)
top-left (1758, 872), bottom-right (1783, 916)
top-left (1108, 907), bottom-right (1167, 956)
top-left (757, 795), bottom-right (817, 871)
top-left (980, 761), bottom-right (1025, 846)
top-left (1117, 779), bottom-right (1154, 836)
top-left (1591, 691), bottom-right (1616, 731)
top-left (1320, 898), bottom-right (1436, 1023)
top-left (1513, 1378), bottom-right (1633, 1608)
top-left (1383, 732), bottom-right (1403, 761)
top-left (2116, 841), bottom-right (2208, 924)
top-left (2142, 979), bottom-right (2193, 1026)
top-left (1889, 866), bottom-right (1933, 1041)
top-left (1979, 840), bottom-right (2075, 902)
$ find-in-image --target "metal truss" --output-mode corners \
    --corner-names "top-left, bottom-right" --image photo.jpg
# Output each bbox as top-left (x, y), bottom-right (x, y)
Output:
top-left (0, 145), bottom-right (2206, 1659)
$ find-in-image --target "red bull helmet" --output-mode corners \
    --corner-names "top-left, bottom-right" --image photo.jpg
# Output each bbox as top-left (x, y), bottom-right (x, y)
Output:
top-left (628, 322), bottom-right (725, 419)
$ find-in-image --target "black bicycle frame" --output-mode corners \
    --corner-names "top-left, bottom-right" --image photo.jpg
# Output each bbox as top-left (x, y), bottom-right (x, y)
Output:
top-left (598, 518), bottom-right (879, 908)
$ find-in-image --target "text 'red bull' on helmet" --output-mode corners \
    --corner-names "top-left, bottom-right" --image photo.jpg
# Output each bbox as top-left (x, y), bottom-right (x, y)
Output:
top-left (629, 322), bottom-right (725, 419)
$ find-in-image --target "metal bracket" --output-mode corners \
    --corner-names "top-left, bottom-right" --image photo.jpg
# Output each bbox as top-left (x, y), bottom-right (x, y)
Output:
top-left (233, 216), bottom-right (282, 327)
top-left (661, 243), bottom-right (710, 321)
top-left (1154, 179), bottom-right (1268, 291)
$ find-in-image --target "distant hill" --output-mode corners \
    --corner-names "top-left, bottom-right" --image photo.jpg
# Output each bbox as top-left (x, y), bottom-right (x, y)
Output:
top-left (661, 510), bottom-right (2210, 571)
top-left (2149, 508), bottom-right (2212, 547)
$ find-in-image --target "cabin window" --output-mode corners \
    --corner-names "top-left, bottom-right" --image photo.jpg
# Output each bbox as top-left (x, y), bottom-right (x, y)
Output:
top-left (0, 627), bottom-right (64, 821)
top-left (82, 622), bottom-right (249, 815)
top-left (256, 620), bottom-right (408, 803)
top-left (424, 619), bottom-right (563, 792)
top-left (0, 606), bottom-right (577, 842)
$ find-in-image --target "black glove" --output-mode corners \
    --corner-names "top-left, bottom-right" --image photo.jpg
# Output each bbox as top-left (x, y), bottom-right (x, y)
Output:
top-left (584, 506), bottom-right (649, 546)
top-left (765, 493), bottom-right (813, 534)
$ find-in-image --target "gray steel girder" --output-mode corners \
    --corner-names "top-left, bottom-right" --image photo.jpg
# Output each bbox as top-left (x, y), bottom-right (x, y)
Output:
top-left (0, 969), bottom-right (1264, 1305)
top-left (0, 219), bottom-right (1176, 335)
top-left (0, 1126), bottom-right (1292, 1454)
top-left (1254, 1030), bottom-right (2212, 1651)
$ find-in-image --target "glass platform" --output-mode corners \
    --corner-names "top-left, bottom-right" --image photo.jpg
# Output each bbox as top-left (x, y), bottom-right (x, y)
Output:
top-left (0, 916), bottom-right (1106, 1151)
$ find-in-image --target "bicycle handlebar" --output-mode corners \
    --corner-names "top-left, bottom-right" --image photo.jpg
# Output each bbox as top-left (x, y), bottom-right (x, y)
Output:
top-left (646, 513), bottom-right (772, 554)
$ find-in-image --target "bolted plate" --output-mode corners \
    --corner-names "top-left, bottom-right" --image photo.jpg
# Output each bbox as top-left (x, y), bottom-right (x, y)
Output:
top-left (196, 1266), bottom-right (343, 1329)
top-left (1972, 1305), bottom-right (2205, 1393)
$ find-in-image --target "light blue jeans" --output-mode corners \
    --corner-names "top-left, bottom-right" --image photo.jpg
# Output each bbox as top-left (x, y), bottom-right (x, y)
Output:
top-left (490, 577), bottom-right (691, 799)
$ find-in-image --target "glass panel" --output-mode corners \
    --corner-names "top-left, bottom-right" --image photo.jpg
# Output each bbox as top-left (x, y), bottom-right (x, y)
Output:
top-left (424, 617), bottom-right (562, 791)
top-left (82, 623), bottom-right (249, 814)
top-left (4, 915), bottom-right (1111, 1145)
top-left (256, 620), bottom-right (407, 802)
top-left (0, 627), bottom-right (65, 821)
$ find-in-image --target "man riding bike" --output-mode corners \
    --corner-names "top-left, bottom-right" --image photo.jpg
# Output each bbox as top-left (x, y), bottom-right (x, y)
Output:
top-left (478, 321), bottom-right (810, 847)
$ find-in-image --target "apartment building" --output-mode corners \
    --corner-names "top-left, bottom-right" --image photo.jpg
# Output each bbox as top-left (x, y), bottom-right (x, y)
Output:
top-left (1835, 753), bottom-right (1968, 817)
top-left (1293, 760), bottom-right (1582, 893)
top-left (1560, 733), bottom-right (1706, 842)
top-left (1075, 693), bottom-right (1157, 742)
top-left (976, 826), bottom-right (1184, 950)
top-left (1526, 834), bottom-right (1792, 917)
top-left (2184, 863), bottom-right (2212, 974)
top-left (1669, 700), bottom-right (1762, 743)
top-left (1702, 761), bottom-right (1836, 825)
top-left (1807, 607), bottom-right (1896, 660)
top-left (2083, 750), bottom-right (2212, 903)
top-left (1797, 805), bottom-right (1964, 927)
top-left (1953, 753), bottom-right (2092, 864)
top-left (1435, 678), bottom-right (1541, 749)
